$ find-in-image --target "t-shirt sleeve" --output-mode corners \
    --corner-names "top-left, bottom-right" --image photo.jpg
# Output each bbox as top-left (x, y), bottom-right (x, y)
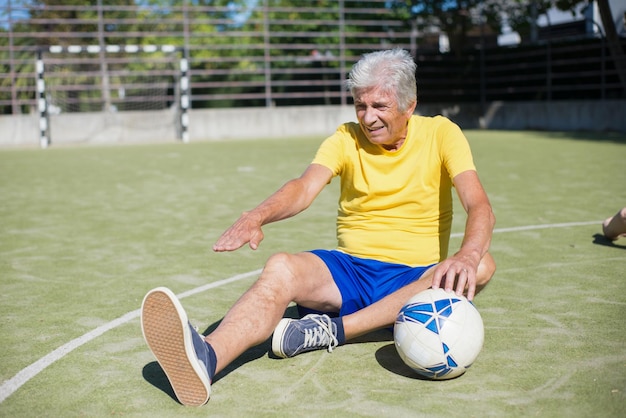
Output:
top-left (437, 117), bottom-right (476, 180)
top-left (311, 124), bottom-right (351, 177)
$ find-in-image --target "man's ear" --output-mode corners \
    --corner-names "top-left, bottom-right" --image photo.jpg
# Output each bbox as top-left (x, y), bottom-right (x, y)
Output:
top-left (406, 100), bottom-right (417, 116)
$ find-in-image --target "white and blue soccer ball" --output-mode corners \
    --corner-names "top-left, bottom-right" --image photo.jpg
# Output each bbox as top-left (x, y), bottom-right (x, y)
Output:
top-left (394, 288), bottom-right (484, 380)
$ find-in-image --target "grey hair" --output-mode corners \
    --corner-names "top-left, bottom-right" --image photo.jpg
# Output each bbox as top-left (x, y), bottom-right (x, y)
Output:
top-left (345, 49), bottom-right (417, 112)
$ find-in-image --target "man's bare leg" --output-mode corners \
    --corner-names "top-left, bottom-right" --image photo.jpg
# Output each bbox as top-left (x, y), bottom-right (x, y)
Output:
top-left (141, 251), bottom-right (341, 405)
top-left (205, 252), bottom-right (341, 375)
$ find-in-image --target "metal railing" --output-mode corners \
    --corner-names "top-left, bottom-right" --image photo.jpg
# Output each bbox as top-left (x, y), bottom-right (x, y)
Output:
top-left (1, 1), bottom-right (623, 116)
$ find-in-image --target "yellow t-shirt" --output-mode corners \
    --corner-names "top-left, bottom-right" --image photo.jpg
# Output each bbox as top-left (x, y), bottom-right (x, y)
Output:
top-left (312, 115), bottom-right (476, 266)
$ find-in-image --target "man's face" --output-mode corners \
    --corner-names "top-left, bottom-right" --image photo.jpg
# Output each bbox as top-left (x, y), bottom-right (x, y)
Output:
top-left (353, 86), bottom-right (415, 151)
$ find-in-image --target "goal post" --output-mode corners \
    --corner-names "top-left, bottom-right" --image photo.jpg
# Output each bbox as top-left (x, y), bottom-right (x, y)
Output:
top-left (36, 45), bottom-right (189, 147)
top-left (36, 50), bottom-right (51, 149)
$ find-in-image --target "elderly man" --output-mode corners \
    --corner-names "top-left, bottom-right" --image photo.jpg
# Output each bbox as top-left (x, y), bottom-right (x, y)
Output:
top-left (141, 48), bottom-right (496, 406)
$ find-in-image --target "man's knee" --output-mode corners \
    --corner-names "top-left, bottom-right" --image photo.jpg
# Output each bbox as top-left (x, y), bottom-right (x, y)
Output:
top-left (263, 251), bottom-right (341, 312)
top-left (261, 252), bottom-right (318, 289)
top-left (477, 253), bottom-right (496, 288)
top-left (251, 252), bottom-right (301, 302)
top-left (262, 252), bottom-right (297, 281)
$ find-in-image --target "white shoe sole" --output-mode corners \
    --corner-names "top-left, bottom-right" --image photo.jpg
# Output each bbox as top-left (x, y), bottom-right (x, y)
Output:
top-left (141, 287), bottom-right (211, 406)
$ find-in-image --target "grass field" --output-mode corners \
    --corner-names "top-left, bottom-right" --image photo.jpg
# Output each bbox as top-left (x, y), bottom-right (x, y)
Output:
top-left (1, 130), bottom-right (625, 417)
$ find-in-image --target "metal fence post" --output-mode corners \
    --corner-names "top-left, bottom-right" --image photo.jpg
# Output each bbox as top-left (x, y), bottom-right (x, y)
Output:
top-left (36, 50), bottom-right (50, 148)
top-left (339, 0), bottom-right (347, 106)
top-left (180, 56), bottom-right (190, 143)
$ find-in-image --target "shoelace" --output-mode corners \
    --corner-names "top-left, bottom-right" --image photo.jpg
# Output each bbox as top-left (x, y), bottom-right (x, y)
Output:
top-left (302, 315), bottom-right (339, 353)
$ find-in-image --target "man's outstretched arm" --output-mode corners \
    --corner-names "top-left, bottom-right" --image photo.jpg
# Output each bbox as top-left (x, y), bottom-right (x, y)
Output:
top-left (213, 164), bottom-right (333, 252)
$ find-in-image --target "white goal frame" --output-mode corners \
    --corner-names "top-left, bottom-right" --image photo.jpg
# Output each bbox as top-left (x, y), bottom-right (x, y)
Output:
top-left (36, 45), bottom-right (189, 148)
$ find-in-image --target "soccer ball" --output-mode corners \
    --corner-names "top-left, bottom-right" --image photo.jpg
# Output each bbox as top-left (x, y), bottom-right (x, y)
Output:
top-left (394, 288), bottom-right (484, 380)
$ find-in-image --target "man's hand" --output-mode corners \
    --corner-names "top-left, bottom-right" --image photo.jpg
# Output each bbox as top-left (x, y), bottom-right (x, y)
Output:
top-left (213, 164), bottom-right (332, 253)
top-left (431, 251), bottom-right (481, 301)
top-left (213, 212), bottom-right (265, 252)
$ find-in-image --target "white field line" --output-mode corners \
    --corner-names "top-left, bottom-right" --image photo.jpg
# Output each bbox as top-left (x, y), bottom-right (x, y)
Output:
top-left (449, 220), bottom-right (601, 238)
top-left (0, 269), bottom-right (262, 404)
top-left (0, 219), bottom-right (603, 403)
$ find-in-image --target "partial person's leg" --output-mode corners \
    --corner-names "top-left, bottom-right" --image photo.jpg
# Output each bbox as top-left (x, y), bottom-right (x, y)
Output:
top-left (341, 252), bottom-right (496, 340)
top-left (141, 251), bottom-right (341, 405)
top-left (602, 207), bottom-right (626, 240)
top-left (206, 251), bottom-right (341, 373)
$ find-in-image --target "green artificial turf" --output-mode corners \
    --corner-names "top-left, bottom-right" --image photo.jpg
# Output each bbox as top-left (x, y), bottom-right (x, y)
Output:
top-left (1, 131), bottom-right (624, 417)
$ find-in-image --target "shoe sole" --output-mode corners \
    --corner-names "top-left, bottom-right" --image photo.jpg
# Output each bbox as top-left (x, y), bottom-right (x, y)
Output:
top-left (271, 318), bottom-right (293, 358)
top-left (141, 287), bottom-right (211, 406)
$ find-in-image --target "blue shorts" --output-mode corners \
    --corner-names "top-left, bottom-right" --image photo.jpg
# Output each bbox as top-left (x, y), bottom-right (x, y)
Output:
top-left (306, 249), bottom-right (435, 317)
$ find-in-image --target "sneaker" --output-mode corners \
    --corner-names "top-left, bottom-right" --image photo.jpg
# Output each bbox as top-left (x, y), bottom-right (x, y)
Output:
top-left (141, 287), bottom-right (212, 406)
top-left (271, 314), bottom-right (339, 358)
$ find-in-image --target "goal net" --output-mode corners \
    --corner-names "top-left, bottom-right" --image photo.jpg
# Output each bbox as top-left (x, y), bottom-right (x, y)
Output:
top-left (40, 45), bottom-right (185, 145)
